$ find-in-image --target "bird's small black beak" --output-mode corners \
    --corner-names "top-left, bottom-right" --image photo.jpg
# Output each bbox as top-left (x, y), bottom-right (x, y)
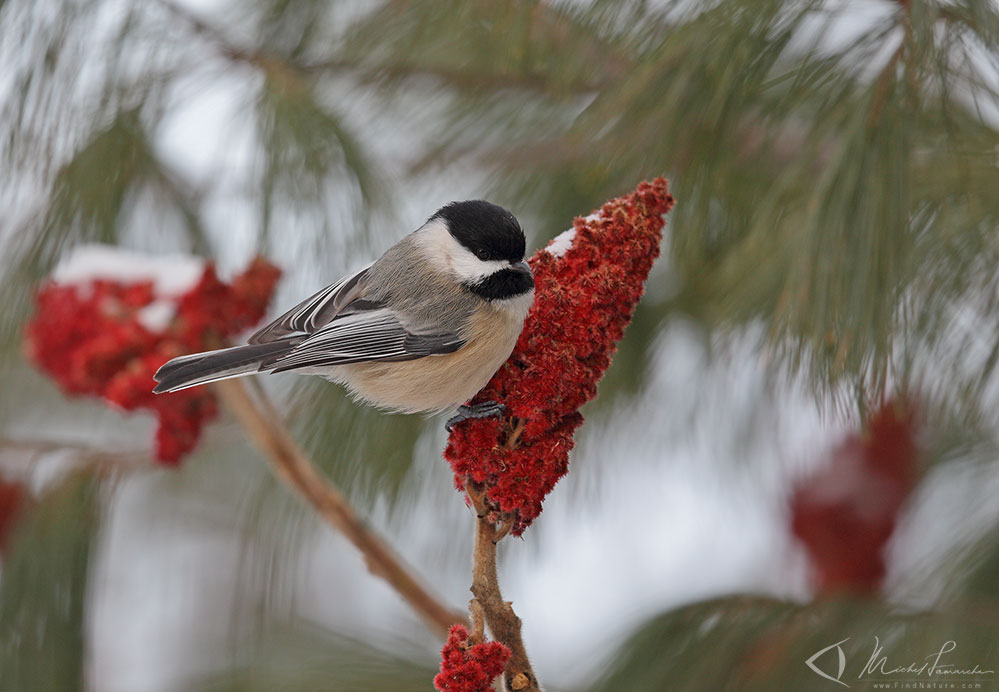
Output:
top-left (512, 260), bottom-right (534, 286)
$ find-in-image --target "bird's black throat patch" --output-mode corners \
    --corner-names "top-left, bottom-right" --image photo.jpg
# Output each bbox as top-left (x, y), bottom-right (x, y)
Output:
top-left (466, 266), bottom-right (534, 301)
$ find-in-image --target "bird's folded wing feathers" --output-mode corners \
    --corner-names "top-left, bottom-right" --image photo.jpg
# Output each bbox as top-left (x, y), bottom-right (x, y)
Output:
top-left (248, 263), bottom-right (464, 372)
top-left (266, 308), bottom-right (464, 372)
top-left (248, 264), bottom-right (371, 344)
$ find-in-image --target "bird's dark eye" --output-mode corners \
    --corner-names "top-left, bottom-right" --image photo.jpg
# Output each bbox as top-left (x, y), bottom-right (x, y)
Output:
top-left (475, 248), bottom-right (491, 261)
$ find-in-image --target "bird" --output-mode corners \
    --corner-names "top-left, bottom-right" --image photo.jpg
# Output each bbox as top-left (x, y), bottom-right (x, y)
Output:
top-left (152, 201), bottom-right (535, 429)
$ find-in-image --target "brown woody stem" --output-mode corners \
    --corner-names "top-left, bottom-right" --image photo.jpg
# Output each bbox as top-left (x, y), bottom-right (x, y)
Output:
top-left (215, 378), bottom-right (466, 637)
top-left (467, 481), bottom-right (541, 692)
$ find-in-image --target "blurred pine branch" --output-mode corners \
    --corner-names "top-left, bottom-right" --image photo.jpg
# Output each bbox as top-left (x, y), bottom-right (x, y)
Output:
top-left (195, 624), bottom-right (436, 692)
top-left (0, 471), bottom-right (99, 691)
top-left (587, 593), bottom-right (999, 692)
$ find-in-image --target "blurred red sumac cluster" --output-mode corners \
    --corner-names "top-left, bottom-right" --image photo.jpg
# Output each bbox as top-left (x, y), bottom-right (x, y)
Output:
top-left (24, 254), bottom-right (281, 464)
top-left (791, 399), bottom-right (921, 594)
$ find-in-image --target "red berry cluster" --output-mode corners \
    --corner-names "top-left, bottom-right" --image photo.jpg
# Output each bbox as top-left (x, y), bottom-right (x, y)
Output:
top-left (445, 178), bottom-right (674, 534)
top-left (434, 624), bottom-right (510, 692)
top-left (790, 399), bottom-right (920, 594)
top-left (24, 256), bottom-right (281, 465)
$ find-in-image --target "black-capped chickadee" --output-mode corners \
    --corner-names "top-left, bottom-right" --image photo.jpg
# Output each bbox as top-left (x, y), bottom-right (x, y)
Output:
top-left (153, 201), bottom-right (534, 427)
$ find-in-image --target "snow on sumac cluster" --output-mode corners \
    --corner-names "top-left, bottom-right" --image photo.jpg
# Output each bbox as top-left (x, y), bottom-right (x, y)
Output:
top-left (24, 250), bottom-right (280, 464)
top-left (445, 178), bottom-right (674, 535)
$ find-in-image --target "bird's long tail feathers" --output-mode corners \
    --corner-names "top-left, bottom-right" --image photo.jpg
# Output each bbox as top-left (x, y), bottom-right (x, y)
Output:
top-left (152, 341), bottom-right (295, 394)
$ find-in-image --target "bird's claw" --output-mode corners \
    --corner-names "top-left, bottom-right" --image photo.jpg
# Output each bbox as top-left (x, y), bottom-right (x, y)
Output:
top-left (446, 401), bottom-right (506, 433)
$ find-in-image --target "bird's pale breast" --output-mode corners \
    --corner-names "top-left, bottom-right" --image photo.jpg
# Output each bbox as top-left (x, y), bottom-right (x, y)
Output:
top-left (335, 291), bottom-right (532, 413)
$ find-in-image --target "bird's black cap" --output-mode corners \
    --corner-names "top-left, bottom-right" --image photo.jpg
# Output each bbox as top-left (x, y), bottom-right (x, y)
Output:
top-left (432, 200), bottom-right (525, 263)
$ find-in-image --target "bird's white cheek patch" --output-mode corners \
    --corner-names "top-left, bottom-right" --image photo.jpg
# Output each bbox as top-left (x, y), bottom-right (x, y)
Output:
top-left (414, 218), bottom-right (511, 282)
top-left (450, 251), bottom-right (508, 283)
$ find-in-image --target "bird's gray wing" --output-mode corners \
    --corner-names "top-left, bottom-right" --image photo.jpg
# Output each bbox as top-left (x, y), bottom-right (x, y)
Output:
top-left (264, 306), bottom-right (465, 373)
top-left (248, 263), bottom-right (372, 344)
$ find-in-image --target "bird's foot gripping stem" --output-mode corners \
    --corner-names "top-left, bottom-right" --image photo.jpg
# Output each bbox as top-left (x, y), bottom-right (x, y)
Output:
top-left (445, 401), bottom-right (506, 433)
